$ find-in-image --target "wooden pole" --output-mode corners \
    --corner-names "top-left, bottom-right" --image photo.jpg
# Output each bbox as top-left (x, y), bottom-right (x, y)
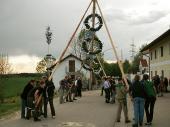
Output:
top-left (48, 0), bottom-right (93, 81)
top-left (89, 0), bottom-right (96, 90)
top-left (96, 0), bottom-right (129, 89)
top-left (96, 54), bottom-right (106, 76)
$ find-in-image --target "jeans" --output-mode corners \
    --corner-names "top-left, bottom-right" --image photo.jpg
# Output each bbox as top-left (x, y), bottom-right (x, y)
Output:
top-left (21, 99), bottom-right (26, 118)
top-left (133, 97), bottom-right (145, 125)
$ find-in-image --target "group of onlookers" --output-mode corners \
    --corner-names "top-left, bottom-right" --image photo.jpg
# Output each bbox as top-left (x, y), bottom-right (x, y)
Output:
top-left (102, 74), bottom-right (158, 127)
top-left (59, 76), bottom-right (82, 104)
top-left (152, 75), bottom-right (169, 97)
top-left (20, 76), bottom-right (55, 121)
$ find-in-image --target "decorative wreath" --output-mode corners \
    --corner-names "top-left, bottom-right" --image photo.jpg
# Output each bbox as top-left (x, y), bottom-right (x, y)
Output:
top-left (82, 59), bottom-right (93, 71)
top-left (82, 37), bottom-right (103, 55)
top-left (84, 14), bottom-right (103, 32)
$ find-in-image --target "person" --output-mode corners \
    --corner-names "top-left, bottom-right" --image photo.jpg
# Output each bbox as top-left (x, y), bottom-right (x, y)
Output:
top-left (59, 77), bottom-right (67, 104)
top-left (130, 75), bottom-right (146, 127)
top-left (26, 80), bottom-right (45, 121)
top-left (153, 75), bottom-right (160, 95)
top-left (77, 76), bottom-right (82, 97)
top-left (103, 77), bottom-right (110, 103)
top-left (66, 76), bottom-right (73, 102)
top-left (20, 80), bottom-right (35, 119)
top-left (110, 77), bottom-right (116, 104)
top-left (115, 78), bottom-right (131, 123)
top-left (164, 77), bottom-right (168, 92)
top-left (159, 76), bottom-right (164, 97)
top-left (143, 74), bottom-right (157, 126)
top-left (44, 78), bottom-right (56, 118)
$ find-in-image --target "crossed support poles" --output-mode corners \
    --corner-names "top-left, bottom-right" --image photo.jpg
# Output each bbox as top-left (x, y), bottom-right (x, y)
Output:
top-left (48, 0), bottom-right (129, 90)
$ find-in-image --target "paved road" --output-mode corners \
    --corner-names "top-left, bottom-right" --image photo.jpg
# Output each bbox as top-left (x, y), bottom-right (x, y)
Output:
top-left (0, 90), bottom-right (170, 127)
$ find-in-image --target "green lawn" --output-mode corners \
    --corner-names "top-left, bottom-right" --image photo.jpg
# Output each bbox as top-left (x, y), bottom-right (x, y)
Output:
top-left (0, 97), bottom-right (20, 118)
top-left (0, 76), bottom-right (40, 98)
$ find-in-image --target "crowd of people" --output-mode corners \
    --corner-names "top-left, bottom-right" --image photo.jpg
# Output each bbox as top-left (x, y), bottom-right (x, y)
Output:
top-left (20, 75), bottom-right (83, 122)
top-left (102, 74), bottom-right (169, 127)
top-left (20, 76), bottom-right (55, 121)
top-left (59, 76), bottom-right (82, 104)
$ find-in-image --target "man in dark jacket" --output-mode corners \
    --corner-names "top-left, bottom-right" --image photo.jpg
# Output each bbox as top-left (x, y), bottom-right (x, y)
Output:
top-left (43, 78), bottom-right (56, 118)
top-left (20, 80), bottom-right (35, 119)
top-left (77, 77), bottom-right (82, 97)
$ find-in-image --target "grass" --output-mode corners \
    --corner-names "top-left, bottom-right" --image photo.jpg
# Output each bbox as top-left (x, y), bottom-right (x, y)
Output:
top-left (0, 76), bottom-right (41, 98)
top-left (0, 97), bottom-right (20, 118)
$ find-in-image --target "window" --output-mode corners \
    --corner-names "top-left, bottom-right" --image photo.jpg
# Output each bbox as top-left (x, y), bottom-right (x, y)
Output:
top-left (160, 46), bottom-right (163, 57)
top-left (69, 60), bottom-right (75, 72)
top-left (155, 50), bottom-right (157, 59)
top-left (155, 71), bottom-right (157, 76)
top-left (150, 52), bottom-right (152, 60)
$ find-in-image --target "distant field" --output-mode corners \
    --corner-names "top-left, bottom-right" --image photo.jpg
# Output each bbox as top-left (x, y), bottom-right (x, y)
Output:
top-left (0, 76), bottom-right (41, 98)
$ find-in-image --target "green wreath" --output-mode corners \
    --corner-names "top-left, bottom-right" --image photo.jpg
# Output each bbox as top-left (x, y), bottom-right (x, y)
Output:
top-left (82, 37), bottom-right (103, 55)
top-left (84, 14), bottom-right (103, 32)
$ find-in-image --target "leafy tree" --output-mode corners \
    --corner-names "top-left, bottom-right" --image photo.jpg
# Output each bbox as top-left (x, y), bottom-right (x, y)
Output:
top-left (123, 59), bottom-right (131, 74)
top-left (36, 59), bottom-right (47, 73)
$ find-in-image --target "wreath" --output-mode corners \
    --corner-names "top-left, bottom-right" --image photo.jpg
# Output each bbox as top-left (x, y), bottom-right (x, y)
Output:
top-left (82, 37), bottom-right (103, 55)
top-left (84, 14), bottom-right (103, 32)
top-left (81, 59), bottom-right (93, 71)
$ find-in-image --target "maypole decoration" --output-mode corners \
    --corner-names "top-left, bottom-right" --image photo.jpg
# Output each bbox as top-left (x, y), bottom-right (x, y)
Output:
top-left (44, 26), bottom-right (56, 72)
top-left (48, 0), bottom-right (128, 91)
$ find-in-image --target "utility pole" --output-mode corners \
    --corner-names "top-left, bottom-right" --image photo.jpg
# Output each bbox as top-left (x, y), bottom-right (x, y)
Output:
top-left (130, 38), bottom-right (136, 61)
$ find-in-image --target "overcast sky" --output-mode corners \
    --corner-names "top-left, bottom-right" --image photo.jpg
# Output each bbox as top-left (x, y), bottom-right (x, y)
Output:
top-left (1, 0), bottom-right (170, 72)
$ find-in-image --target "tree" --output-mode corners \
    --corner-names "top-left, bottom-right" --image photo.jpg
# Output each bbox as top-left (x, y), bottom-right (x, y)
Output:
top-left (36, 59), bottom-right (47, 73)
top-left (123, 59), bottom-right (131, 74)
top-left (0, 54), bottom-right (13, 74)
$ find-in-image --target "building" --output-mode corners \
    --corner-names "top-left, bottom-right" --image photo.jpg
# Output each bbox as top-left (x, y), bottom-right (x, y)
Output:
top-left (141, 29), bottom-right (170, 79)
top-left (50, 54), bottom-right (91, 89)
top-left (139, 58), bottom-right (149, 74)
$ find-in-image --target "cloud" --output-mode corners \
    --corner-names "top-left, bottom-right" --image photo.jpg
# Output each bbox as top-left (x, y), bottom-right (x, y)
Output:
top-left (129, 10), bottom-right (169, 25)
top-left (9, 55), bottom-right (41, 73)
top-left (104, 7), bottom-right (169, 25)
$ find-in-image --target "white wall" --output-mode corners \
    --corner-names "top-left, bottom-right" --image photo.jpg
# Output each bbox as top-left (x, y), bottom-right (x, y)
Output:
top-left (52, 56), bottom-right (90, 89)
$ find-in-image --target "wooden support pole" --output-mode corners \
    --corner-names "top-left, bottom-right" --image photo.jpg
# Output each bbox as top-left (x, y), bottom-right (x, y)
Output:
top-left (96, 54), bottom-right (106, 76)
top-left (96, 0), bottom-right (129, 89)
top-left (48, 0), bottom-right (93, 81)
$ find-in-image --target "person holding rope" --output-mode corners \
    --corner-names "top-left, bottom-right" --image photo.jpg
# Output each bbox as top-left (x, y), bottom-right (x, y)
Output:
top-left (26, 80), bottom-right (45, 121)
top-left (43, 77), bottom-right (56, 119)
top-left (115, 77), bottom-right (131, 123)
top-left (66, 76), bottom-right (73, 102)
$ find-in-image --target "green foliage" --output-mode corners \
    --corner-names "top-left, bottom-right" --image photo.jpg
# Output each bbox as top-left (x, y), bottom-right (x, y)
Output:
top-left (123, 59), bottom-right (131, 74)
top-left (103, 62), bottom-right (121, 77)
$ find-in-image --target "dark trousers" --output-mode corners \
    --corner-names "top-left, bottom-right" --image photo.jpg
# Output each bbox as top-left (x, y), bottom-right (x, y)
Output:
top-left (44, 97), bottom-right (55, 117)
top-left (77, 87), bottom-right (82, 97)
top-left (21, 99), bottom-right (26, 118)
top-left (104, 88), bottom-right (110, 103)
top-left (145, 97), bottom-right (156, 123)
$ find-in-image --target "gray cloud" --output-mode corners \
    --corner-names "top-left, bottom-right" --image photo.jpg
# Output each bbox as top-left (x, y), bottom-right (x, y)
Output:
top-left (104, 8), bottom-right (169, 25)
